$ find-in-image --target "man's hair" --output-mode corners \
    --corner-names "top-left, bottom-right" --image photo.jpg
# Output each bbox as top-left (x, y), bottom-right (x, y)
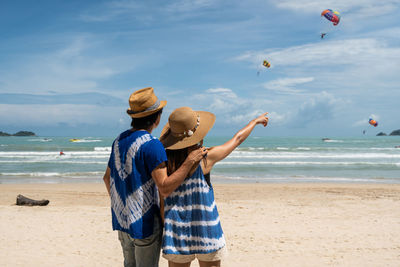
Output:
top-left (131, 109), bottom-right (163, 129)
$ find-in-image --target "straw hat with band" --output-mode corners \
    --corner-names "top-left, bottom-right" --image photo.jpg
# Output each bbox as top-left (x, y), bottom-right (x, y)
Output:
top-left (160, 107), bottom-right (215, 150)
top-left (126, 87), bottom-right (167, 118)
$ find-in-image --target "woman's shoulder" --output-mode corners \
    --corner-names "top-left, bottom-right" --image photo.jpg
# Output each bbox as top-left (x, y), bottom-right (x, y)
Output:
top-left (197, 163), bottom-right (212, 186)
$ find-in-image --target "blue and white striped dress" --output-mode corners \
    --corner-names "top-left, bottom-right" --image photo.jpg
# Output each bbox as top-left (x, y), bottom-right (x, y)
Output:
top-left (162, 165), bottom-right (226, 255)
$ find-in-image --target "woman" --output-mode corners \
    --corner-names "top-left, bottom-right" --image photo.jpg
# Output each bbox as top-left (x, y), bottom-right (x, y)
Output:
top-left (159, 107), bottom-right (268, 267)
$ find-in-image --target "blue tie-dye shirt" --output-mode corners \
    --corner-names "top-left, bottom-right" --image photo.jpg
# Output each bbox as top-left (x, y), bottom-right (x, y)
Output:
top-left (107, 130), bottom-right (167, 239)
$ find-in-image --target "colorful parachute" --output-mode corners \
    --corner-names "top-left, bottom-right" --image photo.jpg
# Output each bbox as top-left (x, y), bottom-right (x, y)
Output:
top-left (321, 9), bottom-right (340, 26)
top-left (263, 60), bottom-right (271, 68)
top-left (369, 118), bottom-right (378, 127)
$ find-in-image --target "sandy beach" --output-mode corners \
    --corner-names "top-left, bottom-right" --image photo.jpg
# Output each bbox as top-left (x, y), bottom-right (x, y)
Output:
top-left (0, 182), bottom-right (399, 267)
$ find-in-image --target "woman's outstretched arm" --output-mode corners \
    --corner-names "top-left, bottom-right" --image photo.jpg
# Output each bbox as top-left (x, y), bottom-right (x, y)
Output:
top-left (203, 112), bottom-right (268, 174)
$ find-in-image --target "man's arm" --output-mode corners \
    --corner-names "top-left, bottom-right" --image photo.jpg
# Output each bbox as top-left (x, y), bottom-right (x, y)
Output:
top-left (152, 147), bottom-right (207, 197)
top-left (103, 167), bottom-right (111, 196)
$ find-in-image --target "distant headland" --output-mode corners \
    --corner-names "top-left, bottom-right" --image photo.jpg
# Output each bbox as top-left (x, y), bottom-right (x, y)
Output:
top-left (376, 129), bottom-right (400, 136)
top-left (0, 131), bottom-right (36, 136)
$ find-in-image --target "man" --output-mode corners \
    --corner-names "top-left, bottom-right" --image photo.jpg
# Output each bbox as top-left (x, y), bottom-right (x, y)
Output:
top-left (103, 87), bottom-right (207, 267)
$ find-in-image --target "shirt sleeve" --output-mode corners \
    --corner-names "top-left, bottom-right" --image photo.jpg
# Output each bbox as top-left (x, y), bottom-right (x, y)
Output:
top-left (144, 138), bottom-right (168, 174)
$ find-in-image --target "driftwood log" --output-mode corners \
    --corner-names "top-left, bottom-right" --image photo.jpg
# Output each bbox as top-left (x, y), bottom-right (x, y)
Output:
top-left (16, 194), bottom-right (49, 206)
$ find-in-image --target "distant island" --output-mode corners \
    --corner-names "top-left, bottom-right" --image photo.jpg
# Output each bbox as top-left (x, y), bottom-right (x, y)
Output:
top-left (0, 131), bottom-right (36, 136)
top-left (390, 129), bottom-right (400, 136)
top-left (376, 129), bottom-right (400, 136)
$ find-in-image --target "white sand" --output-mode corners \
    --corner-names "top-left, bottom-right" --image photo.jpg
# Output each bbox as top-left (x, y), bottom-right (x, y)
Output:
top-left (0, 183), bottom-right (399, 266)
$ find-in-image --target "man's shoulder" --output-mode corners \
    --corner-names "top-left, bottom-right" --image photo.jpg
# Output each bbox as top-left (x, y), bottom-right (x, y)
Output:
top-left (113, 129), bottom-right (132, 142)
top-left (124, 131), bottom-right (162, 150)
top-left (114, 130), bottom-right (164, 151)
top-left (141, 135), bottom-right (164, 150)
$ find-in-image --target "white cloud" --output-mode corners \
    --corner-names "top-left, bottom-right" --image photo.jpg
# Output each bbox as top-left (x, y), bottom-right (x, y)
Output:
top-left (0, 36), bottom-right (137, 94)
top-left (265, 111), bottom-right (287, 125)
top-left (233, 33), bottom-right (400, 132)
top-left (353, 119), bottom-right (367, 127)
top-left (236, 38), bottom-right (400, 97)
top-left (206, 88), bottom-right (238, 98)
top-left (369, 27), bottom-right (400, 40)
top-left (263, 77), bottom-right (314, 94)
top-left (288, 91), bottom-right (345, 127)
top-left (189, 87), bottom-right (271, 125)
top-left (229, 109), bottom-right (265, 124)
top-left (369, 114), bottom-right (380, 121)
top-left (236, 38), bottom-right (400, 68)
top-left (0, 104), bottom-right (123, 127)
top-left (353, 114), bottom-right (380, 127)
top-left (274, 0), bottom-right (399, 17)
top-left (193, 88), bottom-right (241, 117)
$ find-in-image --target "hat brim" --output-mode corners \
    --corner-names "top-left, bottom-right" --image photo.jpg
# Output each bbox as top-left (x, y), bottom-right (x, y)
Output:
top-left (127, 100), bottom-right (167, 118)
top-left (160, 111), bottom-right (215, 150)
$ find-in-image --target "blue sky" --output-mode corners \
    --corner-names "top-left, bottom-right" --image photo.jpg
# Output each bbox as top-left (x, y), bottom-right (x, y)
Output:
top-left (0, 0), bottom-right (399, 137)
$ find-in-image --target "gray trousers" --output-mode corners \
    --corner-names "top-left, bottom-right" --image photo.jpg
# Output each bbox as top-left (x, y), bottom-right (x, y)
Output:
top-left (118, 216), bottom-right (162, 267)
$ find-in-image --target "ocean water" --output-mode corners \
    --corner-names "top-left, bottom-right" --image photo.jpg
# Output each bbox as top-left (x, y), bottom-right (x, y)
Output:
top-left (0, 136), bottom-right (399, 184)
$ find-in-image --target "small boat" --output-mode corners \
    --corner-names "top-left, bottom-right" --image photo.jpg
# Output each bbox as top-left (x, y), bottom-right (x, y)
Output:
top-left (69, 138), bottom-right (80, 142)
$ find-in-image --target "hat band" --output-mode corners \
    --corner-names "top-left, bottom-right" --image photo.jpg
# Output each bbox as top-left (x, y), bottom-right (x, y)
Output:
top-left (127, 99), bottom-right (160, 115)
top-left (171, 115), bottom-right (200, 138)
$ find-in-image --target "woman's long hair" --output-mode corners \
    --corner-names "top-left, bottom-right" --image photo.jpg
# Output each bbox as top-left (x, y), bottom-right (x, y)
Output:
top-left (166, 148), bottom-right (189, 176)
top-left (166, 145), bottom-right (208, 176)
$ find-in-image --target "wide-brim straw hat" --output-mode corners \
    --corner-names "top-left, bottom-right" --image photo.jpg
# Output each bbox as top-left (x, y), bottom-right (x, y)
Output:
top-left (126, 87), bottom-right (167, 118)
top-left (160, 107), bottom-right (215, 150)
